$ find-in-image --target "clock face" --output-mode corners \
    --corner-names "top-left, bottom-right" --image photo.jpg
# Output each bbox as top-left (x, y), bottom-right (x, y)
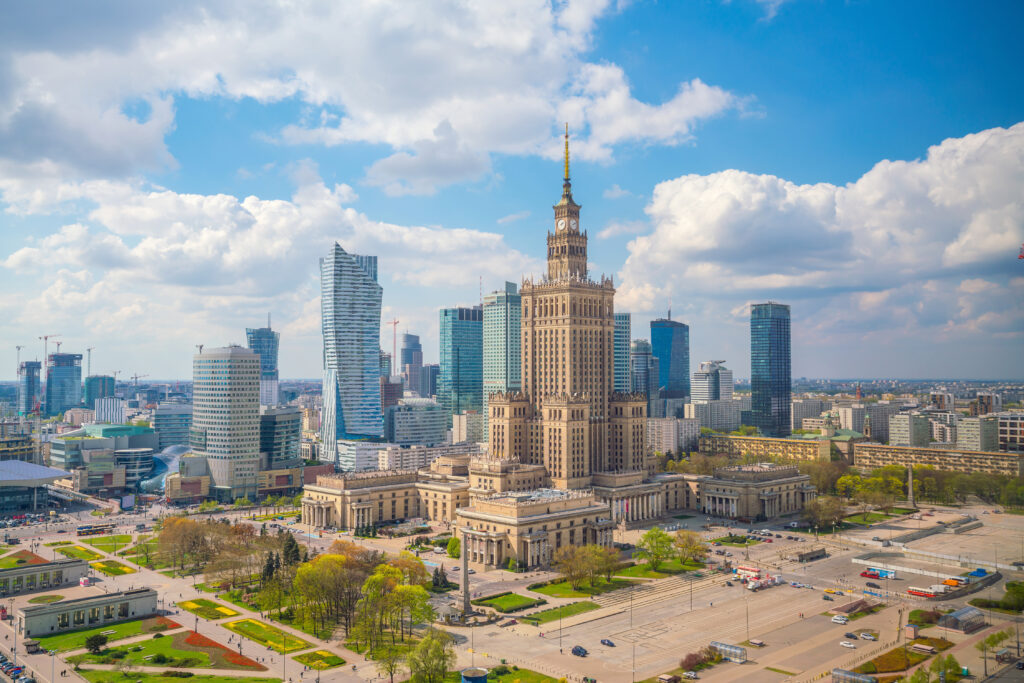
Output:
top-left (569, 219), bottom-right (577, 230)
top-left (557, 219), bottom-right (566, 230)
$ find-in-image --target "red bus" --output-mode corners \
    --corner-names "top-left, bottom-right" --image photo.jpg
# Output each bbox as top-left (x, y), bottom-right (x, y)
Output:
top-left (907, 586), bottom-right (936, 598)
top-left (736, 566), bottom-right (762, 579)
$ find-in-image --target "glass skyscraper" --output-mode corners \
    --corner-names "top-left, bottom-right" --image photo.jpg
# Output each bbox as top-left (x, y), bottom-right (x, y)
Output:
top-left (84, 375), bottom-right (115, 410)
top-left (246, 317), bottom-right (280, 405)
top-left (613, 312), bottom-right (631, 393)
top-left (650, 318), bottom-right (690, 399)
top-left (17, 361), bottom-right (41, 415)
top-left (439, 305), bottom-right (483, 425)
top-left (320, 243), bottom-right (384, 463)
top-left (751, 302), bottom-right (792, 437)
top-left (482, 282), bottom-right (521, 441)
top-left (400, 333), bottom-right (423, 395)
top-left (44, 353), bottom-right (82, 417)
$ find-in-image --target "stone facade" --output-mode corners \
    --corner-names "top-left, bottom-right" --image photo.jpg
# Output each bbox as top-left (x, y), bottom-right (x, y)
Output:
top-left (18, 588), bottom-right (157, 638)
top-left (853, 442), bottom-right (1024, 477)
top-left (0, 559), bottom-right (88, 596)
top-left (699, 433), bottom-right (831, 462)
top-left (701, 464), bottom-right (816, 521)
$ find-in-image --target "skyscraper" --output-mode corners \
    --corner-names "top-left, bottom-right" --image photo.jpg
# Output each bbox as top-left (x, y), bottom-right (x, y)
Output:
top-left (613, 312), bottom-right (631, 393)
top-left (320, 243), bottom-right (384, 463)
top-left (17, 360), bottom-right (41, 415)
top-left (420, 364), bottom-right (439, 399)
top-left (650, 318), bottom-right (690, 399)
top-left (751, 302), bottom-right (792, 437)
top-left (629, 340), bottom-right (658, 397)
top-left (691, 361), bottom-right (733, 402)
top-left (439, 306), bottom-right (483, 424)
top-left (44, 353), bottom-right (82, 417)
top-left (259, 405), bottom-right (302, 470)
top-left (191, 346), bottom-right (260, 501)
top-left (83, 375), bottom-right (115, 410)
top-left (400, 333), bottom-right (423, 396)
top-left (483, 282), bottom-right (521, 441)
top-left (246, 316), bottom-right (280, 406)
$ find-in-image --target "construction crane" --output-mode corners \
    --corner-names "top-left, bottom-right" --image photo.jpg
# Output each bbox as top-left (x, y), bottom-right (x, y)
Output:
top-left (131, 373), bottom-right (149, 387)
top-left (15, 345), bottom-right (24, 369)
top-left (386, 318), bottom-right (399, 377)
top-left (86, 347), bottom-right (95, 376)
top-left (38, 334), bottom-right (60, 384)
top-left (54, 341), bottom-right (62, 353)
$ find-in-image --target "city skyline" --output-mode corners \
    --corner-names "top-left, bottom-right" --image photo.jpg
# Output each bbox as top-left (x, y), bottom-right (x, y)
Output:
top-left (1, 2), bottom-right (1022, 381)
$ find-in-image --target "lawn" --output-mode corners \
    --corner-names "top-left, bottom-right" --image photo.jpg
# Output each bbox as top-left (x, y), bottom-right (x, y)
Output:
top-left (889, 507), bottom-right (918, 515)
top-left (530, 577), bottom-right (635, 599)
top-left (90, 560), bottom-right (137, 576)
top-left (471, 592), bottom-right (546, 613)
top-left (711, 535), bottom-right (760, 547)
top-left (84, 535), bottom-right (134, 552)
top-left (77, 670), bottom-right (279, 683)
top-left (69, 630), bottom-right (266, 671)
top-left (520, 601), bottom-right (600, 625)
top-left (855, 646), bottom-right (929, 674)
top-left (56, 545), bottom-right (105, 561)
top-left (28, 594), bottom-right (63, 604)
top-left (442, 668), bottom-right (557, 683)
top-left (293, 650), bottom-right (346, 670)
top-left (223, 618), bottom-right (312, 653)
top-left (617, 558), bottom-right (705, 578)
top-left (178, 599), bottom-right (240, 620)
top-left (846, 604), bottom-right (887, 621)
top-left (35, 616), bottom-right (182, 652)
top-left (45, 540), bottom-right (74, 547)
top-left (0, 549), bottom-right (48, 568)
top-left (844, 512), bottom-right (892, 525)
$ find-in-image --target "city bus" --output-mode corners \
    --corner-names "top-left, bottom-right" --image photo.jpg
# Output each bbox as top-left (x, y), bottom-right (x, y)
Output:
top-left (906, 586), bottom-right (937, 598)
top-left (77, 523), bottom-right (116, 537)
top-left (735, 566), bottom-right (762, 580)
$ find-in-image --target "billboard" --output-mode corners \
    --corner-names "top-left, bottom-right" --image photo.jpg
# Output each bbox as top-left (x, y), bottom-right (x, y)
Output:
top-left (120, 494), bottom-right (135, 510)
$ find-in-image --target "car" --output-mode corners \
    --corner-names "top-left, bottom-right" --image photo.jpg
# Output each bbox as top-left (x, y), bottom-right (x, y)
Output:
top-left (451, 566), bottom-right (461, 571)
top-left (725, 581), bottom-right (733, 586)
top-left (1016, 660), bottom-right (1024, 670)
top-left (860, 633), bottom-right (877, 641)
top-left (56, 529), bottom-right (67, 534)
top-left (683, 673), bottom-right (698, 680)
top-left (712, 542), bottom-right (722, 546)
top-left (571, 645), bottom-right (588, 657)
top-left (822, 594), bottom-right (834, 601)
top-left (765, 538), bottom-right (772, 543)
top-left (866, 581), bottom-right (881, 588)
top-left (840, 641), bottom-right (856, 649)
top-left (601, 639), bottom-right (615, 647)
top-left (872, 536), bottom-right (882, 541)
top-left (845, 632), bottom-right (859, 639)
top-left (467, 568), bottom-right (476, 574)
top-left (725, 552), bottom-right (733, 557)
top-left (824, 588), bottom-right (838, 594)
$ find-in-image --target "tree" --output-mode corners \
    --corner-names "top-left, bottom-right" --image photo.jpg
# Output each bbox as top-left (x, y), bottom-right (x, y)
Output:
top-left (942, 654), bottom-right (960, 678)
top-left (673, 530), bottom-right (707, 565)
top-left (375, 646), bottom-right (405, 683)
top-left (282, 533), bottom-right (301, 565)
top-left (85, 634), bottom-right (108, 655)
top-left (552, 546), bottom-right (589, 590)
top-left (835, 474), bottom-right (863, 499)
top-left (635, 527), bottom-right (674, 572)
top-left (594, 545), bottom-right (620, 582)
top-left (801, 496), bottom-right (845, 530)
top-left (406, 629), bottom-right (455, 683)
top-left (446, 536), bottom-right (460, 559)
top-left (908, 669), bottom-right (930, 683)
top-left (390, 551), bottom-right (429, 586)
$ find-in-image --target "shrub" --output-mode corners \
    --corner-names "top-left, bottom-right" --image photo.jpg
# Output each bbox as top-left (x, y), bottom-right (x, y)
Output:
top-left (153, 633), bottom-right (164, 639)
top-left (152, 653), bottom-right (168, 664)
top-left (492, 665), bottom-right (511, 676)
top-left (680, 653), bottom-right (702, 670)
top-left (161, 671), bottom-right (193, 677)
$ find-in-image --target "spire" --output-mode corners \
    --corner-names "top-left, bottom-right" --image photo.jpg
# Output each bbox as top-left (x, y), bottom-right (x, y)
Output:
top-left (267, 312), bottom-right (271, 328)
top-left (564, 122), bottom-right (570, 182)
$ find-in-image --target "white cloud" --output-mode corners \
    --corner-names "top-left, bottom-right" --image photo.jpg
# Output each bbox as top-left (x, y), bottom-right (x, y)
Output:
top-left (603, 184), bottom-right (634, 199)
top-left (597, 219), bottom-right (645, 240)
top-left (497, 211), bottom-right (531, 225)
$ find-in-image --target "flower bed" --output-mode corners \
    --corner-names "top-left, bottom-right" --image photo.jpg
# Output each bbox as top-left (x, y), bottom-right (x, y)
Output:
top-left (28, 594), bottom-right (63, 604)
top-left (223, 619), bottom-right (312, 653)
top-left (0, 549), bottom-right (49, 568)
top-left (56, 545), bottom-right (104, 561)
top-left (90, 560), bottom-right (137, 576)
top-left (178, 599), bottom-right (240, 620)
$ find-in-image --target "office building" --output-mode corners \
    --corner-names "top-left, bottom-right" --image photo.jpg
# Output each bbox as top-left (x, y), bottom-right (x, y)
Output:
top-left (335, 439), bottom-right (395, 472)
top-left (853, 442), bottom-right (1024, 477)
top-left (685, 400), bottom-right (742, 432)
top-left (837, 402), bottom-right (902, 443)
top-left (400, 333), bottom-right (423, 396)
top-left (377, 442), bottom-right (481, 470)
top-left (650, 317), bottom-right (690, 399)
top-left (94, 397), bottom-right (125, 424)
top-left (190, 346), bottom-right (260, 501)
top-left (692, 361), bottom-right (733, 402)
top-left (384, 398), bottom-right (447, 447)
top-left (153, 403), bottom-right (192, 449)
top-left (17, 361), bottom-right (41, 415)
top-left (420, 364), bottom-right (439, 399)
top-left (998, 412), bottom-right (1024, 454)
top-left (971, 392), bottom-right (1003, 416)
top-left (44, 353), bottom-right (82, 417)
top-left (791, 398), bottom-right (832, 431)
top-left (320, 243), bottom-right (384, 465)
top-left (648, 417), bottom-right (700, 455)
top-left (750, 302), bottom-right (791, 437)
top-left (452, 410), bottom-right (483, 444)
top-left (929, 391), bottom-right (955, 412)
top-left (259, 405), bottom-right (302, 470)
top-left (957, 415), bottom-right (998, 452)
top-left (380, 376), bottom-right (403, 412)
top-left (83, 375), bottom-right (115, 410)
top-left (379, 350), bottom-right (391, 378)
top-left (483, 282), bottom-right (521, 441)
top-left (630, 339), bottom-right (658, 397)
top-left (613, 312), bottom-right (632, 393)
top-left (439, 305), bottom-right (483, 424)
top-left (246, 317), bottom-right (281, 406)
top-left (889, 414), bottom-right (932, 448)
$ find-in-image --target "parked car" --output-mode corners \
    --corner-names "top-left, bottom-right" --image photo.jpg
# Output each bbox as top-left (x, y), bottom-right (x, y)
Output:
top-left (601, 639), bottom-right (615, 647)
top-left (845, 632), bottom-right (858, 639)
top-left (822, 595), bottom-right (834, 601)
top-left (467, 568), bottom-right (476, 574)
top-left (840, 641), bottom-right (856, 649)
top-left (725, 581), bottom-right (733, 586)
top-left (860, 633), bottom-right (877, 641)
top-left (866, 582), bottom-right (881, 589)
top-left (571, 646), bottom-right (588, 657)
top-left (683, 673), bottom-right (698, 680)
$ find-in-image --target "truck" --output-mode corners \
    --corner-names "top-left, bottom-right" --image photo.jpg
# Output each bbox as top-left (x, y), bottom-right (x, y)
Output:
top-left (866, 567), bottom-right (896, 579)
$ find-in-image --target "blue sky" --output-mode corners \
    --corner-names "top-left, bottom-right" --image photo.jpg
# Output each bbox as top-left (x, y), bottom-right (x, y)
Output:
top-left (1, 0), bottom-right (1022, 381)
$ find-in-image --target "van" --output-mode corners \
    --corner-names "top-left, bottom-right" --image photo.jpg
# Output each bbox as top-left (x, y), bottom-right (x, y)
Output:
top-left (831, 615), bottom-right (849, 625)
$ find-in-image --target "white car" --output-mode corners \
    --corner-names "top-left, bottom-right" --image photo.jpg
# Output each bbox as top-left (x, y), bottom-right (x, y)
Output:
top-left (840, 641), bottom-right (856, 649)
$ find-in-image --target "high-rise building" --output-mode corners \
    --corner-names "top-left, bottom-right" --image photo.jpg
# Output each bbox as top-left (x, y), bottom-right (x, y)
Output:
top-left (45, 353), bottom-right (83, 417)
top-left (613, 313), bottom-right (631, 393)
top-left (320, 243), bottom-right (384, 464)
top-left (400, 333), bottom-right (423, 396)
top-left (997, 412), bottom-right (1024, 454)
top-left (83, 375), bottom-right (115, 410)
top-left (246, 316), bottom-right (281, 406)
top-left (791, 398), bottom-right (831, 431)
top-left (750, 302), bottom-right (791, 437)
top-left (483, 282), bottom-right (521, 441)
top-left (385, 398), bottom-right (447, 447)
top-left (971, 392), bottom-right (1003, 416)
top-left (889, 413), bottom-right (932, 447)
top-left (153, 403), bottom-right (192, 449)
top-left (650, 318), bottom-right (689, 399)
top-left (451, 410), bottom-right (483, 444)
top-left (379, 350), bottom-right (392, 378)
top-left (259, 405), bottom-right (301, 470)
top-left (957, 415), bottom-right (998, 451)
top-left (929, 390), bottom-right (955, 412)
top-left (94, 397), bottom-right (126, 424)
top-left (380, 376), bottom-right (403, 411)
top-left (439, 306), bottom-right (483, 425)
top-left (420, 364), bottom-right (439, 399)
top-left (629, 340), bottom-right (657, 397)
top-left (17, 361), bottom-right (41, 416)
top-left (691, 361), bottom-right (733, 402)
top-left (190, 346), bottom-right (260, 501)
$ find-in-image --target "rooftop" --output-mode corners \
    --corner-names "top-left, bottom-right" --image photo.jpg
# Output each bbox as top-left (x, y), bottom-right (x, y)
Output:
top-left (0, 460), bottom-right (68, 487)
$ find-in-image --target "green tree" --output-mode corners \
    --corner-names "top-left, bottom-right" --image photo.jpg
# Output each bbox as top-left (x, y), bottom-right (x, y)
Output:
top-left (673, 530), bottom-right (707, 565)
top-left (375, 646), bottom-right (405, 683)
top-left (406, 628), bottom-right (455, 683)
top-left (636, 527), bottom-right (674, 572)
top-left (835, 474), bottom-right (863, 499)
top-left (85, 634), bottom-right (108, 655)
top-left (943, 653), bottom-right (960, 677)
top-left (908, 669), bottom-right (929, 683)
top-left (282, 533), bottom-right (301, 565)
top-left (552, 546), bottom-right (588, 590)
top-left (446, 536), bottom-right (460, 559)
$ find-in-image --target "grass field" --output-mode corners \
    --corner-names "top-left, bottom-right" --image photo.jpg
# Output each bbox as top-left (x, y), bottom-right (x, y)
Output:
top-left (45, 540), bottom-right (73, 547)
top-left (84, 535), bottom-right (134, 552)
top-left (711, 535), bottom-right (760, 547)
top-left (55, 545), bottom-right (105, 561)
top-left (617, 557), bottom-right (705, 578)
top-left (844, 512), bottom-right (892, 525)
top-left (223, 619), bottom-right (312, 653)
top-left (69, 630), bottom-right (266, 670)
top-left (77, 670), bottom-right (278, 683)
top-left (90, 560), bottom-right (137, 576)
top-left (531, 577), bottom-right (635, 599)
top-left (35, 616), bottom-right (182, 652)
top-left (0, 549), bottom-right (49, 568)
top-left (855, 645), bottom-right (929, 674)
top-left (28, 594), bottom-right (63, 604)
top-left (293, 650), bottom-right (346, 670)
top-left (520, 601), bottom-right (599, 625)
top-left (442, 668), bottom-right (557, 683)
top-left (178, 599), bottom-right (240, 620)
top-left (472, 592), bottom-right (546, 613)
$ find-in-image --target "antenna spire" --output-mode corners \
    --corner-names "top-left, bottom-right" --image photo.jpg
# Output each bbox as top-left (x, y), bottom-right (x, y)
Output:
top-left (563, 123), bottom-right (570, 182)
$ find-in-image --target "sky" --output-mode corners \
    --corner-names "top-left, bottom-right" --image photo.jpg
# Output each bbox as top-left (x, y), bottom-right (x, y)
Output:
top-left (1, 0), bottom-right (1022, 382)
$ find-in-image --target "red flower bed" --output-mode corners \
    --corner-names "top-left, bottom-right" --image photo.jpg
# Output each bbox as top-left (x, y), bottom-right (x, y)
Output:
top-left (186, 632), bottom-right (221, 648)
top-left (180, 631), bottom-right (263, 670)
top-left (224, 651), bottom-right (261, 668)
top-left (156, 616), bottom-right (182, 629)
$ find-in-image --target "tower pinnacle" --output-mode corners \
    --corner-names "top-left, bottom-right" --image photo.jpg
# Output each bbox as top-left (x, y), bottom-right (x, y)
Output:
top-left (564, 122), bottom-right (570, 182)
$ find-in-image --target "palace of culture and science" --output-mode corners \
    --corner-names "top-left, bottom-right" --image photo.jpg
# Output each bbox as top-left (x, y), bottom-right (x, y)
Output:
top-left (301, 130), bottom-right (815, 570)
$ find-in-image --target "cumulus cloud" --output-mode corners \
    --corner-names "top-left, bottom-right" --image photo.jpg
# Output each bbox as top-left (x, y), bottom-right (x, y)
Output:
top-left (603, 184), bottom-right (634, 199)
top-left (617, 123), bottom-right (1024, 342)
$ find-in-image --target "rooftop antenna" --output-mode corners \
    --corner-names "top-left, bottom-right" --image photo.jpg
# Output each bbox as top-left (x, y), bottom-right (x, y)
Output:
top-left (195, 344), bottom-right (204, 355)
top-left (668, 294), bottom-right (672, 321)
top-left (267, 312), bottom-right (271, 328)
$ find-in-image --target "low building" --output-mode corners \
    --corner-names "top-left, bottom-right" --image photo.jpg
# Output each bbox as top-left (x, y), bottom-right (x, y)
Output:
top-left (384, 399), bottom-right (447, 447)
top-left (853, 442), bottom-right (1024, 477)
top-left (256, 465), bottom-right (304, 496)
top-left (0, 428), bottom-right (35, 464)
top-left (0, 461), bottom-right (70, 512)
top-left (456, 488), bottom-right (614, 570)
top-left (699, 433), bottom-right (831, 462)
top-left (997, 412), bottom-right (1024, 454)
top-left (303, 470), bottom-right (423, 529)
top-left (17, 588), bottom-right (157, 638)
top-left (701, 463), bottom-right (816, 521)
top-left (164, 456), bottom-right (211, 504)
top-left (377, 442), bottom-right (481, 471)
top-left (335, 439), bottom-right (395, 472)
top-left (0, 559), bottom-right (89, 595)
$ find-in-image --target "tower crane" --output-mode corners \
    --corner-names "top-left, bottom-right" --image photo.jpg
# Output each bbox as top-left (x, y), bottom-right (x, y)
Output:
top-left (15, 345), bottom-right (24, 369)
top-left (54, 341), bottom-right (62, 353)
top-left (131, 373), bottom-right (149, 387)
top-left (86, 347), bottom-right (95, 376)
top-left (38, 334), bottom-right (60, 385)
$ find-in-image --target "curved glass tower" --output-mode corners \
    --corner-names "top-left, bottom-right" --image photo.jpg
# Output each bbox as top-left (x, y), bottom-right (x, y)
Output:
top-left (751, 302), bottom-right (791, 437)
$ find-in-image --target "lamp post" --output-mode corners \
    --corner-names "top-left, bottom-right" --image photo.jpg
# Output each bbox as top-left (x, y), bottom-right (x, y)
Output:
top-left (49, 649), bottom-right (55, 683)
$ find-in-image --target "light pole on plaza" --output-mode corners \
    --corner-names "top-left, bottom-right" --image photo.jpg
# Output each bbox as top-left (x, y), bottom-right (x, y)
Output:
top-left (49, 649), bottom-right (55, 683)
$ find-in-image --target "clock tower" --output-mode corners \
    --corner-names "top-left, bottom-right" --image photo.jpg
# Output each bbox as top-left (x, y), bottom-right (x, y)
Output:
top-left (547, 124), bottom-right (587, 281)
